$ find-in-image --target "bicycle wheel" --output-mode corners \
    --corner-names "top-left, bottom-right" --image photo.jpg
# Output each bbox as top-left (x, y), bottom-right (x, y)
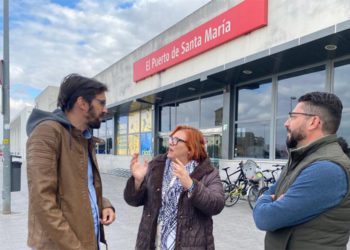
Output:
top-left (247, 185), bottom-right (260, 210)
top-left (258, 186), bottom-right (269, 197)
top-left (221, 180), bottom-right (230, 193)
top-left (224, 184), bottom-right (240, 207)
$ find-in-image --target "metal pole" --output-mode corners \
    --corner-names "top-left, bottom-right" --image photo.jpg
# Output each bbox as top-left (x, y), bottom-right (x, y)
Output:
top-left (2, 0), bottom-right (11, 214)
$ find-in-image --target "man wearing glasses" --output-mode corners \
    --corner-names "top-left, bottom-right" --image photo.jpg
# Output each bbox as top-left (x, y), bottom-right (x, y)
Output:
top-left (26, 74), bottom-right (116, 250)
top-left (254, 92), bottom-right (350, 249)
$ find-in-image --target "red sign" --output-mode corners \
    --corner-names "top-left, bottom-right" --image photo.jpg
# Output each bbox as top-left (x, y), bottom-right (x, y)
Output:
top-left (133, 0), bottom-right (268, 82)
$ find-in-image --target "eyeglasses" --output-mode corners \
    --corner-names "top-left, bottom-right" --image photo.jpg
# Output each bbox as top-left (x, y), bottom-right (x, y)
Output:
top-left (168, 136), bottom-right (187, 145)
top-left (95, 98), bottom-right (106, 107)
top-left (288, 112), bottom-right (316, 118)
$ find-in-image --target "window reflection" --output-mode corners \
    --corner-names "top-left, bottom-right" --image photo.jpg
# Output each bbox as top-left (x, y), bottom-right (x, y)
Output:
top-left (277, 66), bottom-right (325, 116)
top-left (334, 59), bottom-right (350, 109)
top-left (337, 113), bottom-right (350, 157)
top-left (275, 118), bottom-right (288, 159)
top-left (200, 94), bottom-right (223, 128)
top-left (159, 137), bottom-right (168, 154)
top-left (275, 66), bottom-right (326, 159)
top-left (205, 134), bottom-right (222, 168)
top-left (237, 81), bottom-right (272, 121)
top-left (234, 123), bottom-right (270, 159)
top-left (94, 119), bottom-right (114, 154)
top-left (176, 99), bottom-right (199, 127)
top-left (116, 116), bottom-right (128, 155)
top-left (160, 105), bottom-right (176, 132)
top-left (235, 80), bottom-right (271, 158)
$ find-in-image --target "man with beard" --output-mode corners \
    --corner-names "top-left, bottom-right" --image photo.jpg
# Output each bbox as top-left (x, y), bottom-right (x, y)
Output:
top-left (26, 74), bottom-right (116, 250)
top-left (253, 92), bottom-right (350, 250)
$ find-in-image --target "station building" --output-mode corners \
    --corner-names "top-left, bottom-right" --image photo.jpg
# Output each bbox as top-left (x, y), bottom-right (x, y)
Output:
top-left (94, 0), bottom-right (350, 169)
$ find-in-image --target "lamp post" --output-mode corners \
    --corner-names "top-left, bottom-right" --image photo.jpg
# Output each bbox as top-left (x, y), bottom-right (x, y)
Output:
top-left (2, 0), bottom-right (11, 214)
top-left (290, 96), bottom-right (296, 112)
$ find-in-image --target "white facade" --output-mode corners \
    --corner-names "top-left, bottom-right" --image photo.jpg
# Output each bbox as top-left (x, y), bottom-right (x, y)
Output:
top-left (10, 105), bottom-right (33, 158)
top-left (93, 0), bottom-right (350, 170)
top-left (35, 86), bottom-right (59, 111)
top-left (95, 0), bottom-right (350, 105)
top-left (9, 86), bottom-right (59, 159)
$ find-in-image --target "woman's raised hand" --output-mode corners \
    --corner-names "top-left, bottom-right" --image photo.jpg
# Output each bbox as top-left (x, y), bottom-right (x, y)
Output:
top-left (130, 153), bottom-right (149, 190)
top-left (172, 158), bottom-right (193, 190)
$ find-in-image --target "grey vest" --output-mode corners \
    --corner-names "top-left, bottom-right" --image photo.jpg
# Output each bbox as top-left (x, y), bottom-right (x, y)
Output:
top-left (265, 135), bottom-right (350, 250)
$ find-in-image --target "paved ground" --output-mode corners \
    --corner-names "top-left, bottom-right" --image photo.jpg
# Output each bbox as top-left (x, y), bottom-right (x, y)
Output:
top-left (0, 160), bottom-right (265, 249)
top-left (2, 160), bottom-right (348, 249)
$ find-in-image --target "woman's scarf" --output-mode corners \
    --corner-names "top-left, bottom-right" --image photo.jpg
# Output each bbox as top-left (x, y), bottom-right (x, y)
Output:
top-left (157, 158), bottom-right (198, 250)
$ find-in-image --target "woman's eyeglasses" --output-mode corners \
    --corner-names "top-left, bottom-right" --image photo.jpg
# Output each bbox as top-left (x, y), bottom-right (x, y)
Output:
top-left (168, 136), bottom-right (186, 146)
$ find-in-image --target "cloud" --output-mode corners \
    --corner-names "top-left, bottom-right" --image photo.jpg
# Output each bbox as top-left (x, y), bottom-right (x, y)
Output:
top-left (7, 0), bottom-right (210, 90)
top-left (9, 98), bottom-right (34, 119)
top-left (0, 0), bottom-right (210, 123)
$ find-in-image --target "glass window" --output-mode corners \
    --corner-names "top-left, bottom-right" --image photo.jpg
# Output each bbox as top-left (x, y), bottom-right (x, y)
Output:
top-left (234, 123), bottom-right (270, 159)
top-left (141, 109), bottom-right (152, 132)
top-left (105, 119), bottom-right (113, 154)
top-left (128, 134), bottom-right (140, 155)
top-left (334, 59), bottom-right (350, 109)
top-left (205, 135), bottom-right (222, 159)
top-left (128, 111), bottom-right (140, 134)
top-left (117, 116), bottom-right (128, 135)
top-left (235, 80), bottom-right (271, 159)
top-left (277, 66), bottom-right (326, 116)
top-left (115, 109), bottom-right (153, 156)
top-left (334, 59), bottom-right (350, 158)
top-left (237, 81), bottom-right (272, 121)
top-left (200, 94), bottom-right (223, 128)
top-left (159, 137), bottom-right (168, 154)
top-left (275, 118), bottom-right (288, 159)
top-left (160, 105), bottom-right (176, 132)
top-left (116, 135), bottom-right (127, 155)
top-left (337, 113), bottom-right (350, 158)
top-left (205, 134), bottom-right (222, 168)
top-left (176, 99), bottom-right (199, 127)
top-left (116, 116), bottom-right (128, 155)
top-left (94, 120), bottom-right (113, 154)
top-left (275, 66), bottom-right (326, 159)
top-left (140, 132), bottom-right (152, 155)
top-left (106, 138), bottom-right (113, 154)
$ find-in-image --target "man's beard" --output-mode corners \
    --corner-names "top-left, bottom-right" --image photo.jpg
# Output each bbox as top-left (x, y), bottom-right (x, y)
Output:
top-left (87, 106), bottom-right (103, 129)
top-left (88, 119), bottom-right (101, 129)
top-left (286, 128), bottom-right (306, 149)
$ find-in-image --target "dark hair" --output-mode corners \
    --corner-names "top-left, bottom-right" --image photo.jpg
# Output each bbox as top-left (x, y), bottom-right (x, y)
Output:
top-left (57, 74), bottom-right (108, 112)
top-left (298, 92), bottom-right (343, 134)
top-left (170, 125), bottom-right (208, 162)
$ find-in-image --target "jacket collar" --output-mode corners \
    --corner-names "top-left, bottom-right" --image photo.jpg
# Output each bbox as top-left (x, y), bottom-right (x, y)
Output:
top-left (289, 134), bottom-right (337, 169)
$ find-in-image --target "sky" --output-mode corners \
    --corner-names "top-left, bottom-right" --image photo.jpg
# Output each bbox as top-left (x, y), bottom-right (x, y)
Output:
top-left (0, 0), bottom-right (210, 137)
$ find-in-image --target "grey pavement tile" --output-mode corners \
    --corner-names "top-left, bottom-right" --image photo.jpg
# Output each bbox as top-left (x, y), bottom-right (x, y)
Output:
top-left (0, 161), bottom-right (349, 249)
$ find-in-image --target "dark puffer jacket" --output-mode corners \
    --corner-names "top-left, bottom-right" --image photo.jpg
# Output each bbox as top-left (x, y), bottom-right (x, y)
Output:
top-left (124, 154), bottom-right (225, 250)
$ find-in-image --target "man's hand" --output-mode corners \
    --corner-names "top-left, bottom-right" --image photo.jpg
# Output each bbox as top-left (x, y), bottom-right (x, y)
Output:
top-left (100, 207), bottom-right (116, 225)
top-left (271, 194), bottom-right (284, 201)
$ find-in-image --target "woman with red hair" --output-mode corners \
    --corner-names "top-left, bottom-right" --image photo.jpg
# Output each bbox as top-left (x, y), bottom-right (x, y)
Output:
top-left (124, 125), bottom-right (225, 250)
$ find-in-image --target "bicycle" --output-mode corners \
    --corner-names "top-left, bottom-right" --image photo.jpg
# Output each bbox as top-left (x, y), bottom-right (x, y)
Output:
top-left (221, 160), bottom-right (262, 208)
top-left (246, 171), bottom-right (264, 209)
top-left (257, 164), bottom-right (284, 197)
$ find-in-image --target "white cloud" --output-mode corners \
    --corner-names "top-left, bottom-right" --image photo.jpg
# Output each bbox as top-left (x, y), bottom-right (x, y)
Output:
top-left (6, 0), bottom-right (210, 89)
top-left (9, 98), bottom-right (34, 119)
top-left (0, 0), bottom-right (210, 124)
